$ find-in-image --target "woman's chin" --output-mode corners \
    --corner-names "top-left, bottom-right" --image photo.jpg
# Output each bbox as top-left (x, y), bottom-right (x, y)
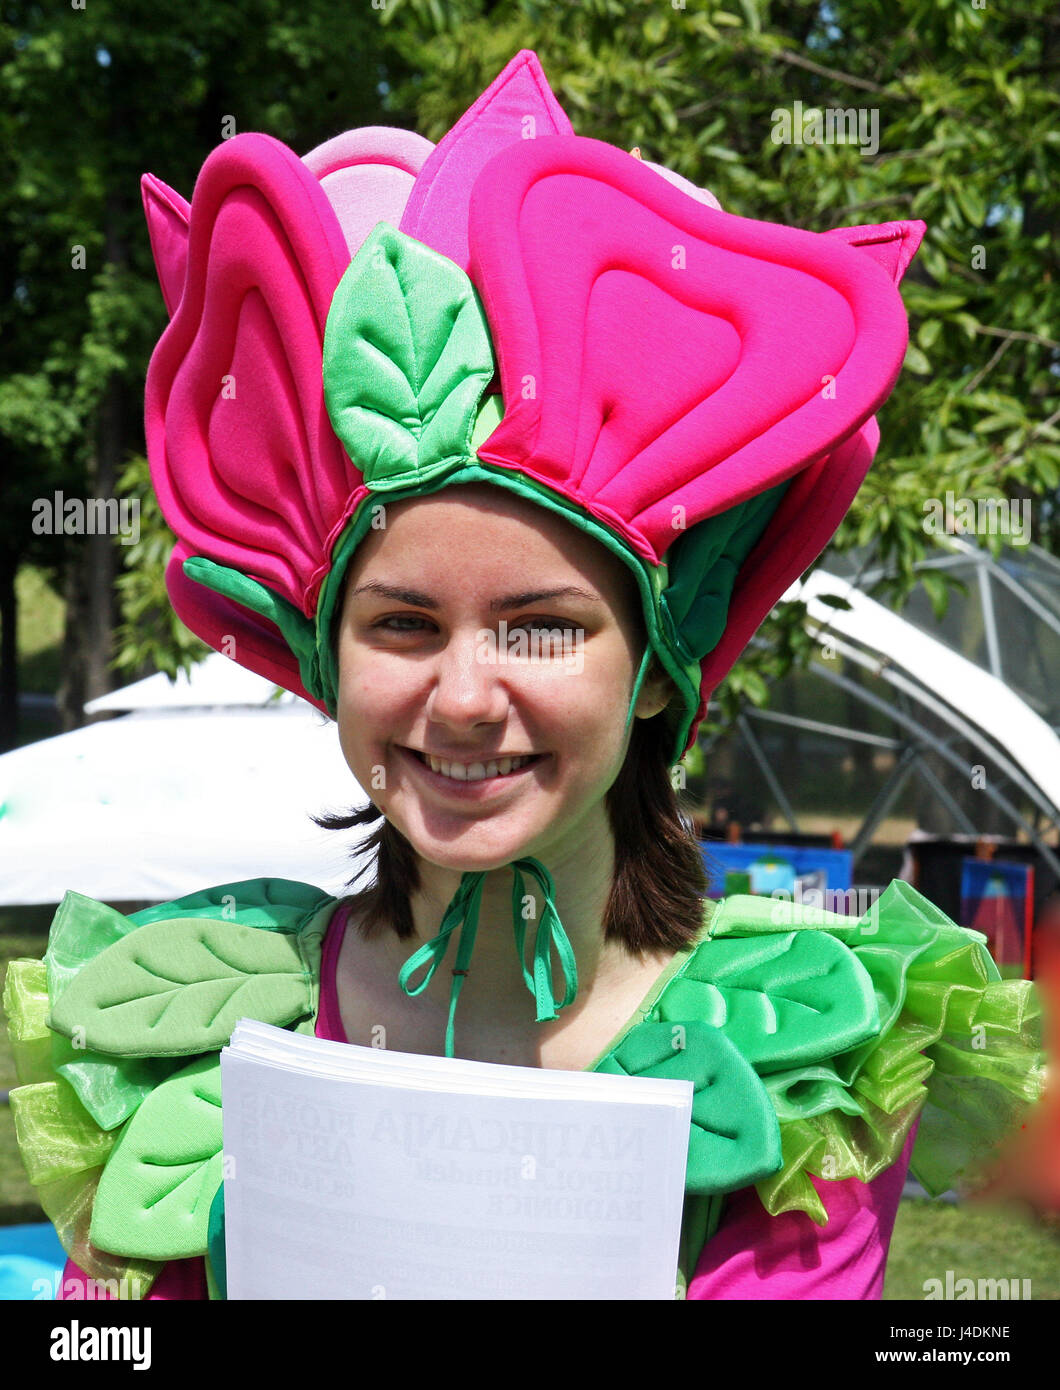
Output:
top-left (408, 827), bottom-right (547, 877)
top-left (388, 802), bottom-right (547, 873)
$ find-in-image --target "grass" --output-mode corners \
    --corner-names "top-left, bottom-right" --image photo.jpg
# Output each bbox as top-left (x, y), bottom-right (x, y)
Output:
top-left (1, 564), bottom-right (65, 748)
top-left (14, 565), bottom-right (65, 693)
top-left (884, 1199), bottom-right (1060, 1300)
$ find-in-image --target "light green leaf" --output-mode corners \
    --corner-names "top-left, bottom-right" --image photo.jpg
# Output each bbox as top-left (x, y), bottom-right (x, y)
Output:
top-left (91, 1055), bottom-right (222, 1259)
top-left (322, 221), bottom-right (495, 492)
top-left (50, 918), bottom-right (311, 1057)
top-left (920, 570), bottom-right (952, 620)
top-left (954, 184), bottom-right (986, 227)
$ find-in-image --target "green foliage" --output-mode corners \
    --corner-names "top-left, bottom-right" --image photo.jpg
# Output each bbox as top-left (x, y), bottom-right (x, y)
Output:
top-left (112, 455), bottom-right (211, 680)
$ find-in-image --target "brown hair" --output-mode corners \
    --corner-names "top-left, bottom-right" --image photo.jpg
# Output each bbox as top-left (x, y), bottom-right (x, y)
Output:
top-left (312, 692), bottom-right (708, 955)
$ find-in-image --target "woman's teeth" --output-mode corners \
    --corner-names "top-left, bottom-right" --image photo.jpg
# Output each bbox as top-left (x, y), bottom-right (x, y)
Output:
top-left (420, 752), bottom-right (536, 782)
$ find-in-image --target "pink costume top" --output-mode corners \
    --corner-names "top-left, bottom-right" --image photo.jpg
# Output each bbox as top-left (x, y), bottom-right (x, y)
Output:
top-left (55, 899), bottom-right (914, 1302)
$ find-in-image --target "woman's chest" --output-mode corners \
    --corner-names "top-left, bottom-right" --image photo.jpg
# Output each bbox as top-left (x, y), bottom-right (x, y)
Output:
top-left (330, 918), bottom-right (670, 1072)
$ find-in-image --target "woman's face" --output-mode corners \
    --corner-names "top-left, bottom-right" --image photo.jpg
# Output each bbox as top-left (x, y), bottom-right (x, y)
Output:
top-left (334, 484), bottom-right (670, 876)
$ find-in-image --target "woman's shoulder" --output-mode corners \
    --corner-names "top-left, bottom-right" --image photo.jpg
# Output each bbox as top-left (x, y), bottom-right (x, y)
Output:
top-left (592, 878), bottom-right (1044, 1224)
top-left (1, 876), bottom-right (345, 1299)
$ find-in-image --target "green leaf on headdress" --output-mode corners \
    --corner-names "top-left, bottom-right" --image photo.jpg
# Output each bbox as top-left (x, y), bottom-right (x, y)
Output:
top-left (322, 220), bottom-right (496, 490)
top-left (49, 917), bottom-right (311, 1058)
top-left (91, 1054), bottom-right (222, 1258)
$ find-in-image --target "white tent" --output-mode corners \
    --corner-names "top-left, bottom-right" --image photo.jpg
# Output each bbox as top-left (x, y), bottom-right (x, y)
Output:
top-left (81, 652), bottom-right (301, 713)
top-left (0, 657), bottom-right (373, 907)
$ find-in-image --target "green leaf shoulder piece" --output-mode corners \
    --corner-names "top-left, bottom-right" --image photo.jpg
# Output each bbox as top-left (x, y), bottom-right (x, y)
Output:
top-left (596, 1021), bottom-right (782, 1195)
top-left (91, 1055), bottom-right (223, 1260)
top-left (2, 877), bottom-right (340, 1290)
top-left (655, 928), bottom-right (880, 1072)
top-left (594, 881), bottom-right (1044, 1229)
top-left (49, 917), bottom-right (312, 1058)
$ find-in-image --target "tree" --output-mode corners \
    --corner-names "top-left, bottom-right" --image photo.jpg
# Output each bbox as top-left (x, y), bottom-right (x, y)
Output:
top-left (0, 0), bottom-right (413, 743)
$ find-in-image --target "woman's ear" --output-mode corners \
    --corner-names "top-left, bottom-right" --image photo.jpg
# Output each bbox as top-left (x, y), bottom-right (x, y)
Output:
top-left (634, 655), bottom-right (677, 720)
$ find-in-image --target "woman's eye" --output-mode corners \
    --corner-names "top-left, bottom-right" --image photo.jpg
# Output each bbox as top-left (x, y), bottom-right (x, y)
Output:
top-left (374, 615), bottom-right (429, 632)
top-left (516, 619), bottom-right (578, 634)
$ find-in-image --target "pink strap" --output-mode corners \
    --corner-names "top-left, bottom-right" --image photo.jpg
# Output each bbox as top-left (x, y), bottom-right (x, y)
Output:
top-left (316, 899), bottom-right (353, 1043)
top-left (56, 1254), bottom-right (207, 1301)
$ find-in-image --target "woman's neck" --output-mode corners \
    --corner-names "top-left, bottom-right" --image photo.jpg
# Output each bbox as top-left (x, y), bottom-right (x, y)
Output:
top-left (395, 809), bottom-right (637, 1026)
top-left (336, 806), bottom-right (684, 1067)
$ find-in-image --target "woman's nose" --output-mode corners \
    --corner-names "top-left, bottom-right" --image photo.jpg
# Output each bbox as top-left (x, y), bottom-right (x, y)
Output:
top-left (423, 627), bottom-right (511, 729)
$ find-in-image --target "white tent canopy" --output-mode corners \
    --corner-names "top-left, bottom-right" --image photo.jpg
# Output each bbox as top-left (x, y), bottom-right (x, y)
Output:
top-left (83, 652), bottom-right (303, 712)
top-left (0, 658), bottom-right (373, 907)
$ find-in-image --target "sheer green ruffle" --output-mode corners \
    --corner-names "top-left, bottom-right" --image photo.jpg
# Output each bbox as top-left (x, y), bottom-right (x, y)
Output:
top-left (749, 881), bottom-right (1044, 1223)
top-left (3, 958), bottom-right (163, 1292)
top-left (2, 882), bottom-right (336, 1286)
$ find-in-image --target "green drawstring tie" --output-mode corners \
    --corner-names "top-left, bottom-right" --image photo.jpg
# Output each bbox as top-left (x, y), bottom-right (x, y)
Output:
top-left (397, 857), bottom-right (579, 1059)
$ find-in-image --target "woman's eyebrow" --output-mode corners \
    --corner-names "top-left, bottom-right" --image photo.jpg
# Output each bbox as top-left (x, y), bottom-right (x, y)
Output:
top-left (347, 581), bottom-right (601, 611)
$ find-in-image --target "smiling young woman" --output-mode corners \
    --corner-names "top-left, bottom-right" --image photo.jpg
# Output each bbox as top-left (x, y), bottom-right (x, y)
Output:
top-left (7, 50), bottom-right (1042, 1307)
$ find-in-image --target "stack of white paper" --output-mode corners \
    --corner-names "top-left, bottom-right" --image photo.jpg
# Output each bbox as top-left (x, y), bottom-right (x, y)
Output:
top-left (220, 1019), bottom-right (692, 1300)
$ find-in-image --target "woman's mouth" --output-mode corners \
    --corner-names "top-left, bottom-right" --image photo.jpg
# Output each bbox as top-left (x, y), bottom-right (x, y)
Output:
top-left (400, 746), bottom-right (547, 790)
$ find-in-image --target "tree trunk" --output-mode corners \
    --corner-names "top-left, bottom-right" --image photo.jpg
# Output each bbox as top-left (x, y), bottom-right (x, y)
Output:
top-left (56, 374), bottom-right (123, 731)
top-left (0, 548), bottom-right (18, 751)
top-left (57, 544), bottom-right (89, 732)
top-left (56, 171), bottom-right (130, 732)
